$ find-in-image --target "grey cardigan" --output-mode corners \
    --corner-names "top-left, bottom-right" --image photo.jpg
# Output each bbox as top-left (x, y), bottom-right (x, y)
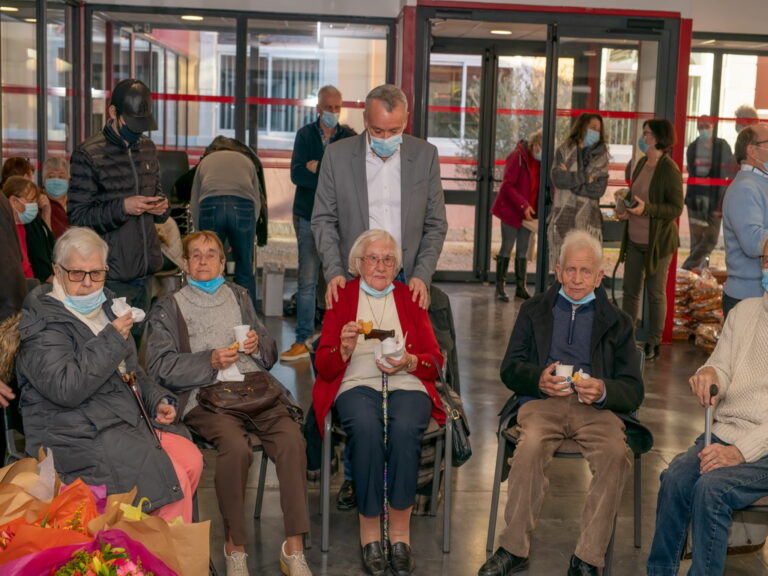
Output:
top-left (16, 284), bottom-right (187, 511)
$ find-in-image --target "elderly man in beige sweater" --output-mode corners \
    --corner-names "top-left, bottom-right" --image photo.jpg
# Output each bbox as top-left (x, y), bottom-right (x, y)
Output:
top-left (647, 251), bottom-right (768, 576)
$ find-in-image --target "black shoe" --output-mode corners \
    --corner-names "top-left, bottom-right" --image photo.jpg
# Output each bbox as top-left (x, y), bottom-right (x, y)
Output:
top-left (361, 541), bottom-right (388, 576)
top-left (336, 479), bottom-right (356, 510)
top-left (390, 542), bottom-right (415, 575)
top-left (478, 547), bottom-right (529, 576)
top-left (514, 286), bottom-right (530, 300)
top-left (567, 555), bottom-right (597, 576)
top-left (644, 342), bottom-right (660, 360)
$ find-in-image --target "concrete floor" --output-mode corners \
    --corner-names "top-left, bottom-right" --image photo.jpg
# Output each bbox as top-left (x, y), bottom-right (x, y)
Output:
top-left (198, 282), bottom-right (768, 576)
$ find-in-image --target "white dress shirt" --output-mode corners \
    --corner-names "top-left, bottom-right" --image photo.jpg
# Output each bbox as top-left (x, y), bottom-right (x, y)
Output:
top-left (366, 139), bottom-right (402, 248)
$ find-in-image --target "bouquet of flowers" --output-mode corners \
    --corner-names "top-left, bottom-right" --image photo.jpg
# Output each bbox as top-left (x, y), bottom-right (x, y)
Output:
top-left (52, 539), bottom-right (154, 576)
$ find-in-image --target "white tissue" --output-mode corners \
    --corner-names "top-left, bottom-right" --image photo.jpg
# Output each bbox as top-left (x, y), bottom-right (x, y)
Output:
top-left (374, 334), bottom-right (405, 368)
top-left (111, 297), bottom-right (146, 322)
top-left (217, 364), bottom-right (245, 382)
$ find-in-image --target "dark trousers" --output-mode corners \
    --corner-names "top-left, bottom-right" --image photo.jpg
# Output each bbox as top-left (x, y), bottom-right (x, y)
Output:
top-left (199, 196), bottom-right (257, 307)
top-left (185, 404), bottom-right (309, 545)
top-left (722, 291), bottom-right (741, 319)
top-left (683, 214), bottom-right (721, 271)
top-left (335, 387), bottom-right (431, 518)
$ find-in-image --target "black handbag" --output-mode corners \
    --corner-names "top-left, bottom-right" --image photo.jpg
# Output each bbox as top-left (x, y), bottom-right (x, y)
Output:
top-left (432, 355), bottom-right (472, 467)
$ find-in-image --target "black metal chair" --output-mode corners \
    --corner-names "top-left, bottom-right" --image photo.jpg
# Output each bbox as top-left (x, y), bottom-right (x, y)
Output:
top-left (3, 404), bottom-right (24, 466)
top-left (485, 350), bottom-right (648, 575)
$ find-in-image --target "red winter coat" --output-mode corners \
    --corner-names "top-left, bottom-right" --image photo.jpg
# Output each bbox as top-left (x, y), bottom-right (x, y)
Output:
top-left (312, 278), bottom-right (446, 435)
top-left (491, 140), bottom-right (540, 228)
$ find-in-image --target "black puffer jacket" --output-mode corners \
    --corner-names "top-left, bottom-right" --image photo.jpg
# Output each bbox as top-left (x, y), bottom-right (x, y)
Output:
top-left (69, 123), bottom-right (168, 282)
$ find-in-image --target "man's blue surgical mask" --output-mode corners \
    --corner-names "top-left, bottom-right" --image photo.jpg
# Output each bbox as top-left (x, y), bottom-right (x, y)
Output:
top-left (370, 133), bottom-right (403, 158)
top-left (65, 289), bottom-right (107, 315)
top-left (559, 287), bottom-right (596, 306)
top-left (119, 121), bottom-right (142, 146)
top-left (583, 129), bottom-right (600, 148)
top-left (19, 202), bottom-right (39, 225)
top-left (699, 129), bottom-right (712, 141)
top-left (638, 136), bottom-right (649, 154)
top-left (45, 178), bottom-right (69, 198)
top-left (321, 111), bottom-right (339, 129)
top-left (188, 276), bottom-right (226, 294)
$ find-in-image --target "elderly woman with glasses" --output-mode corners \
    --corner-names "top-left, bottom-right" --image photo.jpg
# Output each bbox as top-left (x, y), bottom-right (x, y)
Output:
top-left (313, 229), bottom-right (446, 576)
top-left (15, 226), bottom-right (203, 522)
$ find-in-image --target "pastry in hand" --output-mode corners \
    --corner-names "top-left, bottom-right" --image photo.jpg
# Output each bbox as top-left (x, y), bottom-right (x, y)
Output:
top-left (358, 319), bottom-right (373, 335)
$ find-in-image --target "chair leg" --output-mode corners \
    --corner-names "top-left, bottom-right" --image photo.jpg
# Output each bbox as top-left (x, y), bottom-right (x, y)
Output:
top-left (634, 452), bottom-right (642, 549)
top-left (209, 558), bottom-right (220, 576)
top-left (304, 490), bottom-right (312, 550)
top-left (321, 412), bottom-right (333, 552)
top-left (486, 431), bottom-right (508, 554)
top-left (192, 490), bottom-right (200, 523)
top-left (604, 514), bottom-right (617, 576)
top-left (253, 451), bottom-right (268, 519)
top-left (430, 436), bottom-right (443, 517)
top-left (442, 418), bottom-right (452, 554)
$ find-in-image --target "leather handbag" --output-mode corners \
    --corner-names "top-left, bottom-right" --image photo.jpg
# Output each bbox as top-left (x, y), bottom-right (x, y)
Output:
top-left (198, 371), bottom-right (283, 420)
top-left (432, 355), bottom-right (472, 467)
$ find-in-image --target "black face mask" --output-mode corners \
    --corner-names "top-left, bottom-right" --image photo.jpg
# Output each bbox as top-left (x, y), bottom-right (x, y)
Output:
top-left (118, 121), bottom-right (142, 146)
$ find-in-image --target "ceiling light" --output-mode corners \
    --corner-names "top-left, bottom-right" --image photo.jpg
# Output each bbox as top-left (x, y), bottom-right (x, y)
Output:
top-left (490, 30), bottom-right (512, 35)
top-left (181, 15), bottom-right (204, 21)
top-left (699, 39), bottom-right (716, 45)
top-left (0, 6), bottom-right (20, 11)
top-left (24, 18), bottom-right (36, 22)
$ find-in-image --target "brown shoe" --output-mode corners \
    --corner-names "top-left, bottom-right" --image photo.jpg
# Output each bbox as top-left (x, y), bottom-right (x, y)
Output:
top-left (280, 343), bottom-right (310, 362)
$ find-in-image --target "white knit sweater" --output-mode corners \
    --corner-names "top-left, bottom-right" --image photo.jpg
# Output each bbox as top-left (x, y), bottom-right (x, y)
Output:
top-left (703, 294), bottom-right (768, 462)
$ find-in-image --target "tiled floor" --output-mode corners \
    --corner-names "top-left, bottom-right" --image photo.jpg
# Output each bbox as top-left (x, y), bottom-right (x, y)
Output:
top-left (198, 282), bottom-right (768, 575)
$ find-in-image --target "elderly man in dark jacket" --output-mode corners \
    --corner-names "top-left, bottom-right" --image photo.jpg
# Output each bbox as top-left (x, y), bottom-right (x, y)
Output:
top-left (15, 227), bottom-right (202, 521)
top-left (479, 230), bottom-right (646, 576)
top-left (69, 78), bottom-right (169, 320)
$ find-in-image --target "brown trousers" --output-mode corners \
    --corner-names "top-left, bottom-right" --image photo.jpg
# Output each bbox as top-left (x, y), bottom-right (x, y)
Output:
top-left (498, 395), bottom-right (631, 567)
top-left (185, 403), bottom-right (309, 546)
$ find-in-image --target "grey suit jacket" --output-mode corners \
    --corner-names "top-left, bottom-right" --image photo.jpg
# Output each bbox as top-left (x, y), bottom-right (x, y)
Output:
top-left (311, 132), bottom-right (447, 286)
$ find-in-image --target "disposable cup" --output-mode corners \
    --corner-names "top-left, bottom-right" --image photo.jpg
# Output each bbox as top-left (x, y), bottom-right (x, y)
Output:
top-left (233, 324), bottom-right (250, 352)
top-left (555, 364), bottom-right (574, 378)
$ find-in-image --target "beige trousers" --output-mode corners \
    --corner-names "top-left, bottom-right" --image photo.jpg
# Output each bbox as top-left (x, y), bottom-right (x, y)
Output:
top-left (498, 395), bottom-right (631, 567)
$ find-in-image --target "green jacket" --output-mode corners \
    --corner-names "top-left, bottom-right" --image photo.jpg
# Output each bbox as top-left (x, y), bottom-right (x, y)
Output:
top-left (619, 154), bottom-right (683, 275)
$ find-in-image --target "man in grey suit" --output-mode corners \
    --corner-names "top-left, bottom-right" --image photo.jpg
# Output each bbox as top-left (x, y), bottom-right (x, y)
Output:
top-left (311, 84), bottom-right (447, 309)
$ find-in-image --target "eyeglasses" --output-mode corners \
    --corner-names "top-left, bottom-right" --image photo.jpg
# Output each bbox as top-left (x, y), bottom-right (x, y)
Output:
top-left (753, 139), bottom-right (768, 147)
top-left (358, 255), bottom-right (396, 268)
top-left (60, 266), bottom-right (108, 282)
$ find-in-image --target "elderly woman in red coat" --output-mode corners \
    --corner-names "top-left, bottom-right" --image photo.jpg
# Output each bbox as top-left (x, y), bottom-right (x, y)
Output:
top-left (312, 229), bottom-right (446, 576)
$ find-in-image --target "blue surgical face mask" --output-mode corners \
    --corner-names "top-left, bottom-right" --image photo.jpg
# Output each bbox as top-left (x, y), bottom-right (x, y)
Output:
top-left (188, 276), bottom-right (225, 294)
top-left (762, 269), bottom-right (768, 293)
top-left (45, 178), bottom-right (69, 198)
top-left (321, 111), bottom-right (339, 129)
top-left (638, 136), bottom-right (649, 154)
top-left (559, 287), bottom-right (596, 306)
top-left (583, 128), bottom-right (600, 147)
top-left (360, 278), bottom-right (395, 298)
top-left (119, 121), bottom-right (142, 146)
top-left (18, 202), bottom-right (39, 225)
top-left (65, 289), bottom-right (107, 315)
top-left (699, 129), bottom-right (712, 141)
top-left (533, 151), bottom-right (542, 162)
top-left (370, 133), bottom-right (403, 158)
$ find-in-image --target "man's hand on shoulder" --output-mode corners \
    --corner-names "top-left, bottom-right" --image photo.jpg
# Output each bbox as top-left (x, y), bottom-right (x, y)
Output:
top-left (689, 366), bottom-right (719, 408)
top-left (408, 277), bottom-right (429, 309)
top-left (325, 276), bottom-right (346, 309)
top-left (699, 443), bottom-right (745, 473)
top-left (539, 362), bottom-right (573, 397)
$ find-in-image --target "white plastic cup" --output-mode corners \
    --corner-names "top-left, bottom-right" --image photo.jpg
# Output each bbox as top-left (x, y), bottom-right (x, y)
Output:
top-left (555, 364), bottom-right (574, 378)
top-left (226, 261), bottom-right (236, 275)
top-left (233, 325), bottom-right (250, 352)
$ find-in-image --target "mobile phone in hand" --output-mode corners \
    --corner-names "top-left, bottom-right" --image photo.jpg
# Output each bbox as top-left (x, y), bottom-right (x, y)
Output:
top-left (146, 197), bottom-right (165, 205)
top-left (624, 196), bottom-right (639, 209)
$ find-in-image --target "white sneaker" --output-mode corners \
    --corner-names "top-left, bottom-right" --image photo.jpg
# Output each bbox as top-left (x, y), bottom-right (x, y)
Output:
top-left (280, 541), bottom-right (313, 576)
top-left (224, 545), bottom-right (250, 576)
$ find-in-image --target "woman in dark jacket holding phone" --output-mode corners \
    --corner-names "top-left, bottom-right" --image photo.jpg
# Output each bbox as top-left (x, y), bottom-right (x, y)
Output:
top-left (617, 119), bottom-right (683, 360)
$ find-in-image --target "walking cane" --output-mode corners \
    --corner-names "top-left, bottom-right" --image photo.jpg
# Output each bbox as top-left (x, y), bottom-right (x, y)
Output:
top-left (704, 384), bottom-right (718, 447)
top-left (381, 372), bottom-right (390, 561)
top-left (122, 370), bottom-right (162, 449)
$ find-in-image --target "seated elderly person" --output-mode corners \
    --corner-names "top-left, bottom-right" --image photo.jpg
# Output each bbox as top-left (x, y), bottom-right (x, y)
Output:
top-left (313, 229), bottom-right (446, 576)
top-left (15, 227), bottom-right (203, 522)
top-left (647, 236), bottom-right (768, 576)
top-left (145, 230), bottom-right (311, 576)
top-left (479, 230), bottom-right (645, 576)
top-left (42, 156), bottom-right (71, 238)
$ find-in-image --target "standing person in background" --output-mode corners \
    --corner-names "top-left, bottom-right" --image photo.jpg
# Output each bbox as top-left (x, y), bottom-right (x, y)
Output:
top-left (617, 119), bottom-right (683, 360)
top-left (0, 157), bottom-right (34, 187)
top-left (69, 78), bottom-right (169, 324)
top-left (491, 130), bottom-right (542, 302)
top-left (190, 137), bottom-right (265, 309)
top-left (281, 85), bottom-right (355, 362)
top-left (42, 157), bottom-right (71, 238)
top-left (682, 117), bottom-right (736, 271)
top-left (734, 104), bottom-right (759, 134)
top-left (721, 123), bottom-right (768, 317)
top-left (548, 113), bottom-right (610, 272)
